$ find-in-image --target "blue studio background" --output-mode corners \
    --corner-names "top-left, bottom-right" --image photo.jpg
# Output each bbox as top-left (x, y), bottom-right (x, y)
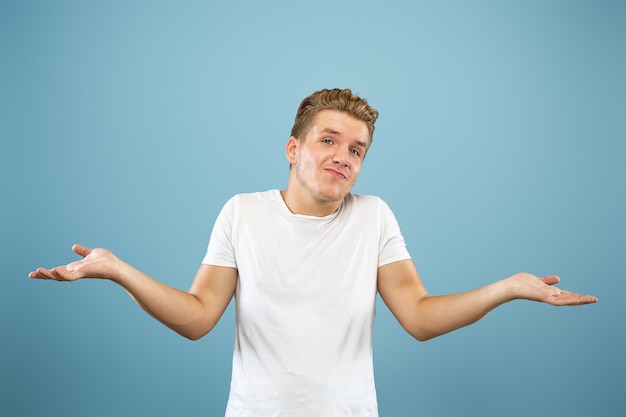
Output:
top-left (2, 1), bottom-right (624, 416)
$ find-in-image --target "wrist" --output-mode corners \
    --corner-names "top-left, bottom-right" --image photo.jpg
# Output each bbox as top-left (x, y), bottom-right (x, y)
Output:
top-left (109, 256), bottom-right (128, 284)
top-left (499, 276), bottom-right (518, 303)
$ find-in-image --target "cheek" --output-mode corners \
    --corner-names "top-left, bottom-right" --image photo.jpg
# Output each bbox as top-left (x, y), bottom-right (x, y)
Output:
top-left (296, 150), bottom-right (313, 167)
top-left (298, 148), bottom-right (327, 167)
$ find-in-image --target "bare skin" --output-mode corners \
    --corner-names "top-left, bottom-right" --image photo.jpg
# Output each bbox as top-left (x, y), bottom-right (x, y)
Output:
top-left (281, 109), bottom-right (369, 216)
top-left (30, 244), bottom-right (237, 340)
top-left (29, 109), bottom-right (598, 342)
top-left (377, 259), bottom-right (597, 341)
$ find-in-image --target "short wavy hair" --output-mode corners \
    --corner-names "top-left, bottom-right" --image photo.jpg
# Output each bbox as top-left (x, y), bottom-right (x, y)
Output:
top-left (290, 88), bottom-right (379, 144)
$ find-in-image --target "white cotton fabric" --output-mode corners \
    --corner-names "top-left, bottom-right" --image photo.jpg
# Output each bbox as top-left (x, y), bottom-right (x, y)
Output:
top-left (202, 190), bottom-right (411, 417)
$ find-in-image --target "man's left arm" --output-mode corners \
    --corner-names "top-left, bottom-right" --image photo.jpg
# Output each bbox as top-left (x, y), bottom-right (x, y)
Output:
top-left (377, 259), bottom-right (598, 342)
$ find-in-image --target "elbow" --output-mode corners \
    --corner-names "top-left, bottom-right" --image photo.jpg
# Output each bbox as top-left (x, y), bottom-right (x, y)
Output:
top-left (406, 325), bottom-right (440, 342)
top-left (412, 332), bottom-right (435, 342)
top-left (409, 325), bottom-right (460, 342)
top-left (183, 331), bottom-right (205, 341)
top-left (180, 328), bottom-right (211, 341)
top-left (174, 322), bottom-right (216, 341)
top-left (397, 321), bottom-right (435, 342)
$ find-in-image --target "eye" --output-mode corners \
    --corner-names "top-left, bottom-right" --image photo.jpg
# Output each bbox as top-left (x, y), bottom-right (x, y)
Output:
top-left (322, 138), bottom-right (334, 144)
top-left (350, 148), bottom-right (361, 157)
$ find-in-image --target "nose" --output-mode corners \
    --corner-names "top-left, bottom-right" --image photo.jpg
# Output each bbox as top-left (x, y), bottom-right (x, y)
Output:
top-left (332, 146), bottom-right (351, 166)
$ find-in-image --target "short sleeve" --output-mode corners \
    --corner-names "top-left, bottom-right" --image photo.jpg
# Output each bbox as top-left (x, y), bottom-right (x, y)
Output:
top-left (202, 197), bottom-right (238, 268)
top-left (377, 198), bottom-right (411, 267)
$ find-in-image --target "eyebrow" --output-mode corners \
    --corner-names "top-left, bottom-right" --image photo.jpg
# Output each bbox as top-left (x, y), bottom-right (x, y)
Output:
top-left (321, 128), bottom-right (341, 136)
top-left (321, 128), bottom-right (368, 149)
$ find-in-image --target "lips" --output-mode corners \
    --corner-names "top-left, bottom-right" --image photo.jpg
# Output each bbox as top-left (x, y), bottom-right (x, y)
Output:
top-left (325, 168), bottom-right (347, 179)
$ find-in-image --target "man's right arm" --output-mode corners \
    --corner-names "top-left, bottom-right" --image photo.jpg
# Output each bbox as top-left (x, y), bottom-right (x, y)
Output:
top-left (29, 244), bottom-right (238, 340)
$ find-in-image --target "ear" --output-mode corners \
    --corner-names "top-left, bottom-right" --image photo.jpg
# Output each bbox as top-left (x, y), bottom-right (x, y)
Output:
top-left (285, 136), bottom-right (299, 165)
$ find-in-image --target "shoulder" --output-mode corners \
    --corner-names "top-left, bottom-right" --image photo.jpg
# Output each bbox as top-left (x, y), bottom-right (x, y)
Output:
top-left (225, 190), bottom-right (279, 206)
top-left (342, 193), bottom-right (397, 219)
top-left (346, 193), bottom-right (391, 210)
top-left (220, 190), bottom-right (282, 215)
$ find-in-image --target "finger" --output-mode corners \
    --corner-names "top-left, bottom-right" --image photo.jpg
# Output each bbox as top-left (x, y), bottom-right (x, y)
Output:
top-left (72, 244), bottom-right (92, 258)
top-left (540, 275), bottom-right (560, 286)
top-left (551, 292), bottom-right (598, 306)
top-left (578, 294), bottom-right (599, 304)
top-left (40, 267), bottom-right (60, 280)
top-left (29, 267), bottom-right (64, 281)
top-left (49, 266), bottom-right (78, 282)
top-left (568, 294), bottom-right (598, 305)
top-left (28, 268), bottom-right (53, 279)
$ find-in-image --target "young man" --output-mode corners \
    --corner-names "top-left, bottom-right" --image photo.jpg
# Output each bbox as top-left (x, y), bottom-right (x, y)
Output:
top-left (30, 88), bottom-right (597, 417)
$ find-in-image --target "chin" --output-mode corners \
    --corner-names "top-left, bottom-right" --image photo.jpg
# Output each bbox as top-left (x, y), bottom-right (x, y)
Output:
top-left (317, 189), bottom-right (349, 203)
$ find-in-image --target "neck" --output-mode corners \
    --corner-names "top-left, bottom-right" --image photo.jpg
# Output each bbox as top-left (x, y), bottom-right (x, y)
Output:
top-left (280, 189), bottom-right (344, 217)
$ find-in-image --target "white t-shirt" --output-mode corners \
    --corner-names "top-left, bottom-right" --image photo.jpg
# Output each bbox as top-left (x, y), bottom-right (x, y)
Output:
top-left (202, 190), bottom-right (411, 417)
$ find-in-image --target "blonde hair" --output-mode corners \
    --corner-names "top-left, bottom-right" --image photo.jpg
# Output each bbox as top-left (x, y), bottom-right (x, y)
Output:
top-left (290, 88), bottom-right (379, 143)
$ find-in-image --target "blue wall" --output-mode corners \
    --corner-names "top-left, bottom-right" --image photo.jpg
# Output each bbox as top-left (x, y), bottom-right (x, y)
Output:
top-left (2, 1), bottom-right (623, 416)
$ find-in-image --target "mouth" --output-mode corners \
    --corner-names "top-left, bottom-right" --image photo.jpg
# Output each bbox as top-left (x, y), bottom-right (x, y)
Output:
top-left (324, 168), bottom-right (347, 179)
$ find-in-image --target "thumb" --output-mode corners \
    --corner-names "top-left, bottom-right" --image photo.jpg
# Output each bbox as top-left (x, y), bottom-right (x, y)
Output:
top-left (540, 275), bottom-right (560, 286)
top-left (72, 244), bottom-right (93, 258)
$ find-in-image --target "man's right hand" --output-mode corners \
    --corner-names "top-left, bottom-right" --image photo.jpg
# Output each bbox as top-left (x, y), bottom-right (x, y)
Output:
top-left (29, 244), bottom-right (238, 339)
top-left (29, 244), bottom-right (121, 282)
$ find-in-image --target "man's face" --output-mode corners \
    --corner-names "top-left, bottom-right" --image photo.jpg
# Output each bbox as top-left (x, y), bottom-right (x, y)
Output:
top-left (287, 109), bottom-right (370, 205)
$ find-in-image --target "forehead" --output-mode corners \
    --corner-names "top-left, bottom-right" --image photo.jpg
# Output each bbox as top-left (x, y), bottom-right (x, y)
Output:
top-left (307, 110), bottom-right (370, 144)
